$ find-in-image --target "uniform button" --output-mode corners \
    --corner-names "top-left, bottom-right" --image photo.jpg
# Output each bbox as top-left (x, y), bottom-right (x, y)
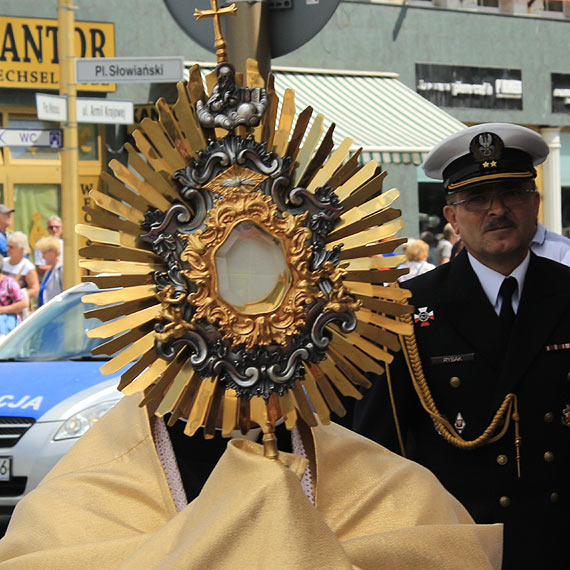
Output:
top-left (544, 412), bottom-right (554, 423)
top-left (550, 492), bottom-right (559, 503)
top-left (499, 496), bottom-right (510, 507)
top-left (449, 376), bottom-right (461, 388)
top-left (544, 451), bottom-right (554, 463)
top-left (496, 454), bottom-right (508, 466)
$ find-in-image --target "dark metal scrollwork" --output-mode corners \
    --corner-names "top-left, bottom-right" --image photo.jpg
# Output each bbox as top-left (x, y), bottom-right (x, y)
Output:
top-left (145, 133), bottom-right (357, 400)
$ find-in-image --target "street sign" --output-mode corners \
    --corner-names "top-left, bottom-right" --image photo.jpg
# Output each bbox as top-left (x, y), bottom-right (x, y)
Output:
top-left (36, 93), bottom-right (68, 122)
top-left (163, 0), bottom-right (342, 58)
top-left (76, 98), bottom-right (134, 125)
top-left (75, 57), bottom-right (185, 84)
top-left (0, 128), bottom-right (62, 148)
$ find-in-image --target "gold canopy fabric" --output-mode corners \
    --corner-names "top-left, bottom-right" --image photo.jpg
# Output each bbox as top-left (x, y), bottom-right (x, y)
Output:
top-left (0, 395), bottom-right (502, 569)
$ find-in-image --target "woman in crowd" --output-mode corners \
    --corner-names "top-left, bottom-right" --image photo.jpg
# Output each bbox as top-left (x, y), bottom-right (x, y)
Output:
top-left (36, 236), bottom-right (63, 307)
top-left (398, 239), bottom-right (436, 282)
top-left (0, 257), bottom-right (27, 335)
top-left (3, 231), bottom-right (40, 315)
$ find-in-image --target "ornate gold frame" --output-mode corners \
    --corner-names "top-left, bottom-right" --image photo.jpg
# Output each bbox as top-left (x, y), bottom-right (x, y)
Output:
top-left (156, 189), bottom-right (333, 349)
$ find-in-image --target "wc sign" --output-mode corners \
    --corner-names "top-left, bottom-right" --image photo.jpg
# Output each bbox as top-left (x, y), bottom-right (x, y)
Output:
top-left (0, 128), bottom-right (62, 148)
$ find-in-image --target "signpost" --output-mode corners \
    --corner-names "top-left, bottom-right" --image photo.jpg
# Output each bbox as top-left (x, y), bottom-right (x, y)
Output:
top-left (36, 93), bottom-right (68, 122)
top-left (76, 99), bottom-right (134, 124)
top-left (0, 128), bottom-right (62, 148)
top-left (75, 56), bottom-right (185, 84)
top-left (35, 94), bottom-right (134, 125)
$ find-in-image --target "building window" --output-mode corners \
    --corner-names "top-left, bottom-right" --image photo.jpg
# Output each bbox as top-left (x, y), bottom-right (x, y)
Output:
top-left (478, 0), bottom-right (499, 7)
top-left (78, 124), bottom-right (99, 161)
top-left (543, 0), bottom-right (563, 11)
top-left (13, 183), bottom-right (61, 243)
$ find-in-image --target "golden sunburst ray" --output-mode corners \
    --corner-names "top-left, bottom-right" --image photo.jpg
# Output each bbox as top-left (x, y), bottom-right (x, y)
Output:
top-left (328, 346), bottom-right (373, 388)
top-left (327, 148), bottom-right (362, 190)
top-left (286, 105), bottom-right (313, 171)
top-left (307, 136), bottom-right (353, 192)
top-left (142, 348), bottom-right (190, 410)
top-left (272, 88), bottom-right (295, 155)
top-left (110, 159), bottom-right (173, 211)
top-left (306, 364), bottom-right (346, 418)
top-left (260, 73), bottom-right (278, 147)
top-left (90, 324), bottom-right (154, 357)
top-left (79, 57), bottom-right (413, 442)
top-left (76, 224), bottom-right (138, 249)
top-left (292, 113), bottom-right (324, 186)
top-left (156, 97), bottom-right (195, 162)
top-left (297, 122), bottom-right (336, 189)
top-left (84, 297), bottom-right (157, 323)
top-left (83, 206), bottom-right (142, 237)
top-left (334, 160), bottom-right (378, 202)
top-left (125, 142), bottom-right (180, 201)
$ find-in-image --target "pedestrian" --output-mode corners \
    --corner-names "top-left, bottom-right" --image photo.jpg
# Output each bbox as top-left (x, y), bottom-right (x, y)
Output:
top-left (34, 215), bottom-right (63, 278)
top-left (435, 222), bottom-right (458, 264)
top-left (35, 236), bottom-right (63, 306)
top-left (353, 123), bottom-right (570, 569)
top-left (3, 232), bottom-right (39, 317)
top-left (419, 230), bottom-right (437, 265)
top-left (0, 204), bottom-right (14, 258)
top-left (0, 256), bottom-right (27, 336)
top-left (397, 239), bottom-right (435, 282)
top-left (531, 220), bottom-right (570, 266)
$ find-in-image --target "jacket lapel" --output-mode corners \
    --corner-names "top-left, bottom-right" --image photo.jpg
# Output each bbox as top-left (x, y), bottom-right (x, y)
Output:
top-left (491, 253), bottom-right (570, 406)
top-left (437, 250), bottom-right (506, 371)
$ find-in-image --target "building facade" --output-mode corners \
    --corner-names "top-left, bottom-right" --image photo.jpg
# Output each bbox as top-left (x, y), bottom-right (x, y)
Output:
top-left (1, 0), bottom-right (569, 242)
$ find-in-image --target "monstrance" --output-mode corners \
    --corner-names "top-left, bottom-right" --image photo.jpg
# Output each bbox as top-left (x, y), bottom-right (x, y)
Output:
top-left (78, 1), bottom-right (413, 455)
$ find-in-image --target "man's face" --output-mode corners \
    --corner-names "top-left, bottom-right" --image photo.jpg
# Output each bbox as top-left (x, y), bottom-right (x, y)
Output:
top-left (48, 220), bottom-right (62, 238)
top-left (443, 181), bottom-right (539, 271)
top-left (0, 212), bottom-right (13, 232)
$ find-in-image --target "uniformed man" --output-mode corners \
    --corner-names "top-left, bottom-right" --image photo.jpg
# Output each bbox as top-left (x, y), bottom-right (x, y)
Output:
top-left (353, 123), bottom-right (570, 569)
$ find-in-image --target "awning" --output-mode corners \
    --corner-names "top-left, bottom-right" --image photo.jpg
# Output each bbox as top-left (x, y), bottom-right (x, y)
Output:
top-left (271, 67), bottom-right (465, 165)
top-left (187, 63), bottom-right (465, 166)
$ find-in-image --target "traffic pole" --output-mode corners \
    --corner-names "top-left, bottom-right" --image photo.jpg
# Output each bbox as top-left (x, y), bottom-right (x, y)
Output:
top-left (58, 0), bottom-right (81, 289)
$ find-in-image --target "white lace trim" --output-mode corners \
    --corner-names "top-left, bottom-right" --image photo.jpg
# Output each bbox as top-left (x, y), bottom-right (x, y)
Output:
top-left (291, 425), bottom-right (315, 505)
top-left (153, 418), bottom-right (314, 509)
top-left (152, 417), bottom-right (188, 512)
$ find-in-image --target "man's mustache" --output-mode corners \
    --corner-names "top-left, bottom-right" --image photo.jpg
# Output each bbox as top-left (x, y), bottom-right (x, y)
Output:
top-left (484, 217), bottom-right (516, 232)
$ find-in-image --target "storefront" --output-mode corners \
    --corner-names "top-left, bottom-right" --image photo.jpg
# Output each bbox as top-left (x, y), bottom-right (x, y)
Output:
top-left (0, 15), bottom-right (114, 243)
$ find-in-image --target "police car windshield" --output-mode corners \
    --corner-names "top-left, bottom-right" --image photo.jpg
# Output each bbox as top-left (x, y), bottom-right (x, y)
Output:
top-left (0, 291), bottom-right (110, 362)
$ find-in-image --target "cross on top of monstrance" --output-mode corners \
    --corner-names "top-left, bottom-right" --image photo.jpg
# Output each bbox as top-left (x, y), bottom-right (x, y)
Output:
top-left (194, 0), bottom-right (237, 63)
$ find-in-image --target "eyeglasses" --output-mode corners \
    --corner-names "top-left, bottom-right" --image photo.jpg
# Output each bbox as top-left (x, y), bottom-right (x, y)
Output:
top-left (448, 189), bottom-right (536, 214)
top-left (48, 225), bottom-right (61, 230)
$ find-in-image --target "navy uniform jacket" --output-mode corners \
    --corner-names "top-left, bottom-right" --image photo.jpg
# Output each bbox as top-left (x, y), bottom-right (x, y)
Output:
top-left (353, 249), bottom-right (570, 569)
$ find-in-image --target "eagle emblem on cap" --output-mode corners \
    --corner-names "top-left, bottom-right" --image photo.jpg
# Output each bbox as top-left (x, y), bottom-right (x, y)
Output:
top-left (470, 132), bottom-right (504, 166)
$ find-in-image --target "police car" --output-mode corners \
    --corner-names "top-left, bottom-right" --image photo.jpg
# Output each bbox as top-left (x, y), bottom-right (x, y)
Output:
top-left (0, 283), bottom-right (123, 530)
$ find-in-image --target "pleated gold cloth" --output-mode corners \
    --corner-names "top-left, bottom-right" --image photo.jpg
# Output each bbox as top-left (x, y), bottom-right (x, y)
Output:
top-left (0, 395), bottom-right (502, 569)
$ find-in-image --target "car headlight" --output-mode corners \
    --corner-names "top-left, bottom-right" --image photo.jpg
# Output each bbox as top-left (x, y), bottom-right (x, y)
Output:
top-left (53, 400), bottom-right (120, 441)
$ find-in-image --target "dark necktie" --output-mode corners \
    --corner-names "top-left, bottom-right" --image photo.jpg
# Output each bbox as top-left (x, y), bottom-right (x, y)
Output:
top-left (499, 277), bottom-right (517, 330)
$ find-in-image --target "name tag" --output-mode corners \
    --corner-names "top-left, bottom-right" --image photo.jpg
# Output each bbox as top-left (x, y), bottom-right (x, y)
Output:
top-left (430, 353), bottom-right (475, 365)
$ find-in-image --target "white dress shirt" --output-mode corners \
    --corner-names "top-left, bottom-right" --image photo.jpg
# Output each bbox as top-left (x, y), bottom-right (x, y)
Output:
top-left (467, 252), bottom-right (530, 315)
top-left (531, 222), bottom-right (570, 267)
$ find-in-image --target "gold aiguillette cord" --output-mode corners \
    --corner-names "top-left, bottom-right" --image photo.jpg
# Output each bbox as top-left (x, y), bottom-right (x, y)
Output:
top-left (398, 311), bottom-right (522, 479)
